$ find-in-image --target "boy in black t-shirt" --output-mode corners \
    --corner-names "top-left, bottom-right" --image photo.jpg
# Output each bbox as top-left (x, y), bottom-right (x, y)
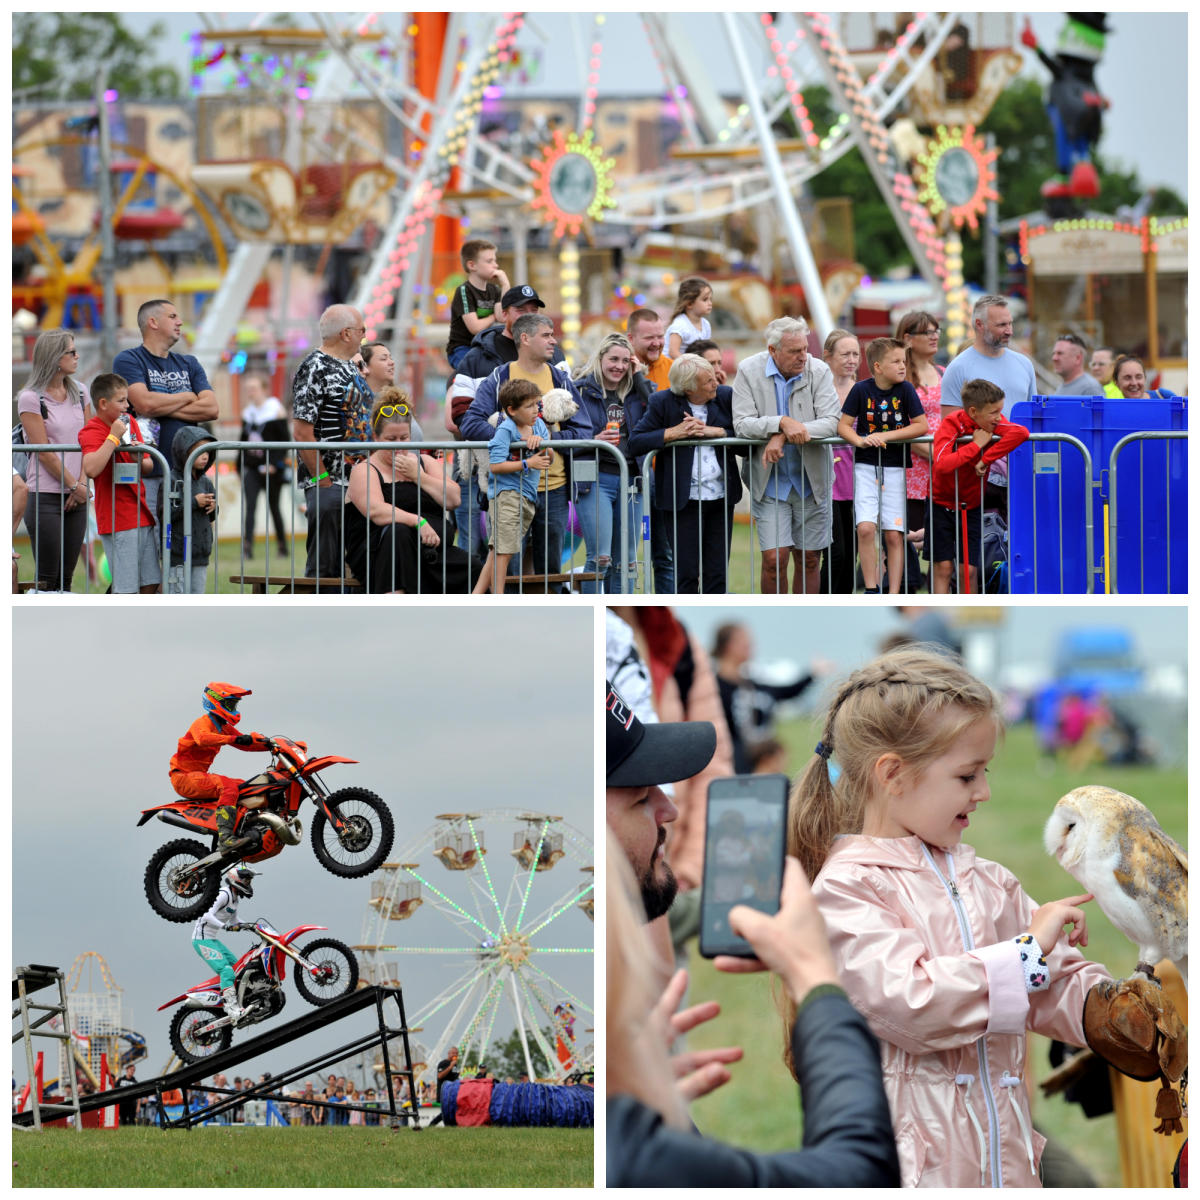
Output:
top-left (446, 239), bottom-right (510, 370)
top-left (837, 337), bottom-right (928, 594)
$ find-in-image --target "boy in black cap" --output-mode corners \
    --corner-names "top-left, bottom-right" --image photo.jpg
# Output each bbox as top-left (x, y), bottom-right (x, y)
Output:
top-left (606, 683), bottom-right (716, 921)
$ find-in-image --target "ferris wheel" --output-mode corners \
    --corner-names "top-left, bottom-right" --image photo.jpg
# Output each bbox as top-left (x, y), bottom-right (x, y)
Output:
top-left (356, 809), bottom-right (593, 1088)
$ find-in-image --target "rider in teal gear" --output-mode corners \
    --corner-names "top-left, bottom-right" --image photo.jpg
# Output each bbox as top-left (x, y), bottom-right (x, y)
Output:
top-left (192, 865), bottom-right (259, 1020)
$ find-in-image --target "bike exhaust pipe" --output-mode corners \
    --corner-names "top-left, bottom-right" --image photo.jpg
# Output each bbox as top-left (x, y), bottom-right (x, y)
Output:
top-left (157, 811), bottom-right (208, 837)
top-left (258, 811), bottom-right (303, 846)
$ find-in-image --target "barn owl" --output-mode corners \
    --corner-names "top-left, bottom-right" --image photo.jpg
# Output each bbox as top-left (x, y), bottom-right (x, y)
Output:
top-left (1044, 786), bottom-right (1187, 991)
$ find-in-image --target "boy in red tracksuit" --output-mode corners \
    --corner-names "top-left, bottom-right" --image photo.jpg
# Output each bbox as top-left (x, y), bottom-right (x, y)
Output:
top-left (931, 378), bottom-right (1029, 594)
top-left (169, 683), bottom-right (273, 851)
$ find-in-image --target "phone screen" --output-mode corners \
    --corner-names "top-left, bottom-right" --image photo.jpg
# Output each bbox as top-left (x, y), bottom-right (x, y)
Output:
top-left (698, 774), bottom-right (789, 959)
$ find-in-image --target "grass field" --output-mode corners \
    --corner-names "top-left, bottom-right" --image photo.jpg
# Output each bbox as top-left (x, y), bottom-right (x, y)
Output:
top-left (11, 1126), bottom-right (593, 1188)
top-left (683, 719), bottom-right (1187, 1186)
top-left (13, 534), bottom-right (592, 595)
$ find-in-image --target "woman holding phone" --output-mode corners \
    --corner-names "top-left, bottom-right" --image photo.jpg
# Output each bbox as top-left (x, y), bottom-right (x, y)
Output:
top-left (606, 831), bottom-right (899, 1186)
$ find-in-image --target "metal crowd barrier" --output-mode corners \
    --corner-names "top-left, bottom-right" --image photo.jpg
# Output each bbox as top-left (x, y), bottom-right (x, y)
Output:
top-left (179, 439), bottom-right (631, 595)
top-left (12, 442), bottom-right (172, 594)
top-left (1107, 431), bottom-right (1188, 595)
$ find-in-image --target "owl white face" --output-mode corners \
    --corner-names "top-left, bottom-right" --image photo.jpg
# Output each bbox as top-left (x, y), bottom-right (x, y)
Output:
top-left (1043, 801), bottom-right (1084, 870)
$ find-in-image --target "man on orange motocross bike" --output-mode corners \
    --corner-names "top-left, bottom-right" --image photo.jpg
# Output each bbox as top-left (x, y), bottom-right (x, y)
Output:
top-left (170, 683), bottom-right (274, 853)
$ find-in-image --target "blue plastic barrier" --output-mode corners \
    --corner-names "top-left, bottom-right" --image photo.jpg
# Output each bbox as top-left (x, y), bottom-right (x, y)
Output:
top-left (441, 1080), bottom-right (594, 1127)
top-left (1009, 396), bottom-right (1186, 594)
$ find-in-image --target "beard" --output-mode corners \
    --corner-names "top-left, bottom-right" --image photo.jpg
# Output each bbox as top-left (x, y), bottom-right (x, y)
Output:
top-left (980, 326), bottom-right (1010, 349)
top-left (639, 831), bottom-right (679, 921)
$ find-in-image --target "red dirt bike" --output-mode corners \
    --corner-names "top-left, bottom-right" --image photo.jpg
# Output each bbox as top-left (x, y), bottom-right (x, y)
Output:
top-left (160, 917), bottom-right (358, 1064)
top-left (138, 735), bottom-right (394, 923)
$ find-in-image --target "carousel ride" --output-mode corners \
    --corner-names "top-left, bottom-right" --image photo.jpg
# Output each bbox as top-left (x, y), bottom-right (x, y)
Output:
top-left (354, 809), bottom-right (593, 1092)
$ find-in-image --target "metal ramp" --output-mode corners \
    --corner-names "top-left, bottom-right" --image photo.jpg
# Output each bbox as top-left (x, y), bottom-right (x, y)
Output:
top-left (13, 984), bottom-right (422, 1131)
top-left (13, 964), bottom-right (83, 1132)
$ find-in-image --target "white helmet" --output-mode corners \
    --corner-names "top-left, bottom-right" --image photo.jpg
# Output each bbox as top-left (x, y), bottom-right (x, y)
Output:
top-left (226, 865), bottom-right (259, 899)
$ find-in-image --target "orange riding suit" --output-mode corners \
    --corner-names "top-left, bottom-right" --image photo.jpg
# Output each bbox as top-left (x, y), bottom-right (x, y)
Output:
top-left (169, 715), bottom-right (270, 807)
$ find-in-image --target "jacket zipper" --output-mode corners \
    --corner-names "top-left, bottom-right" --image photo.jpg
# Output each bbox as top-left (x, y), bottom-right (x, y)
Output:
top-left (919, 843), bottom-right (1004, 1189)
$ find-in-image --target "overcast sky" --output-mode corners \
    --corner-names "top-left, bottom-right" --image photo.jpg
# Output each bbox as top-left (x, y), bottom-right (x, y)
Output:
top-left (120, 10), bottom-right (1187, 197)
top-left (13, 607), bottom-right (593, 1090)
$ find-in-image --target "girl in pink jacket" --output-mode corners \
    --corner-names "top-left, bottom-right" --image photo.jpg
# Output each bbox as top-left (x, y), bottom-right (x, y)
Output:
top-left (791, 647), bottom-right (1111, 1188)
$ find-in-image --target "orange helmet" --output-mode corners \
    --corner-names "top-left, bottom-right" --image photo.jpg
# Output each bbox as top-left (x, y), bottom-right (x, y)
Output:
top-left (203, 682), bottom-right (251, 726)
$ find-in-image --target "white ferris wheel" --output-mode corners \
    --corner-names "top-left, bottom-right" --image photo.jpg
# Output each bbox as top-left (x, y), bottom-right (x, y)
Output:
top-left (356, 809), bottom-right (593, 1088)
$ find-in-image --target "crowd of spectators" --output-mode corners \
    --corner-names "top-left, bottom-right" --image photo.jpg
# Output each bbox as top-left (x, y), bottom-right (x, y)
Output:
top-left (14, 272), bottom-right (1176, 596)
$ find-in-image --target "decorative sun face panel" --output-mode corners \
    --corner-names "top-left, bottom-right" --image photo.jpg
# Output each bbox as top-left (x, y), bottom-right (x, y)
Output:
top-left (915, 124), bottom-right (998, 232)
top-left (529, 129), bottom-right (615, 239)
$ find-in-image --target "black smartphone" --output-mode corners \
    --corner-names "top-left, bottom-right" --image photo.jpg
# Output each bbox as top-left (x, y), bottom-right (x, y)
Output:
top-left (698, 774), bottom-right (789, 959)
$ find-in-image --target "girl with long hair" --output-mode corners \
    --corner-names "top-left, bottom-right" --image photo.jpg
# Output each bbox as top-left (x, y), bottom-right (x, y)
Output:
top-left (821, 328), bottom-right (860, 594)
top-left (792, 647), bottom-right (1112, 1187)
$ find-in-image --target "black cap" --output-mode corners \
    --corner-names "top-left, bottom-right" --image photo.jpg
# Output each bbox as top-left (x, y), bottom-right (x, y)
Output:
top-left (500, 284), bottom-right (545, 310)
top-left (606, 683), bottom-right (716, 787)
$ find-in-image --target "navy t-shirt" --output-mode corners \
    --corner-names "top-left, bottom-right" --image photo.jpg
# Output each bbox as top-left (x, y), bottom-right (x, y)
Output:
top-left (112, 345), bottom-right (213, 477)
top-left (841, 378), bottom-right (925, 468)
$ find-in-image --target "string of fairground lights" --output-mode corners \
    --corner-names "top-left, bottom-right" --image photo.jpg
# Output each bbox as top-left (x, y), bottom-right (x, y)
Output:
top-left (364, 14), bottom-right (524, 338)
top-left (583, 14), bottom-right (606, 131)
top-left (760, 14), bottom-right (819, 149)
top-left (805, 11), bottom-right (946, 279)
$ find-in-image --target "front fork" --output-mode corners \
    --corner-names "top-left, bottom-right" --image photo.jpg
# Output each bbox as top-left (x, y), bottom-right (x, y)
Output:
top-left (296, 773), bottom-right (346, 834)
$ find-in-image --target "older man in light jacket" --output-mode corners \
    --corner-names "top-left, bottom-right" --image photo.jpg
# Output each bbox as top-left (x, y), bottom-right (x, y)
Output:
top-left (732, 317), bottom-right (841, 594)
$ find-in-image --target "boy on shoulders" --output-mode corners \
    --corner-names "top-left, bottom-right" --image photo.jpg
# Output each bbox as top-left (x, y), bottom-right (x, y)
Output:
top-left (446, 240), bottom-right (511, 371)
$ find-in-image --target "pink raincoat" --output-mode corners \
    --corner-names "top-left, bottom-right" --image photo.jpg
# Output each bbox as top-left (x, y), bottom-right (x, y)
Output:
top-left (812, 834), bottom-right (1112, 1188)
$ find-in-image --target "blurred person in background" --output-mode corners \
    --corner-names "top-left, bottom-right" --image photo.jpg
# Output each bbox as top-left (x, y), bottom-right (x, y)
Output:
top-left (750, 737), bottom-right (788, 776)
top-left (712, 622), bottom-right (831, 775)
top-left (1087, 346), bottom-right (1123, 398)
top-left (239, 372), bottom-right (290, 560)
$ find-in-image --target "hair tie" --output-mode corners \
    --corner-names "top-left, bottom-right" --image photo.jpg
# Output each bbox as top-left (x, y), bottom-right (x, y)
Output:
top-left (815, 741), bottom-right (832, 761)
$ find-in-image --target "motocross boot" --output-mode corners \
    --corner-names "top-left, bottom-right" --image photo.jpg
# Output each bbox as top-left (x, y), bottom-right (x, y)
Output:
top-left (216, 804), bottom-right (253, 854)
top-left (221, 986), bottom-right (245, 1021)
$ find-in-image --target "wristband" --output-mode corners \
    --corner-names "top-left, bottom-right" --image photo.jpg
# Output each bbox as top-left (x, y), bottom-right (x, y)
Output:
top-left (312, 471), bottom-right (329, 483)
top-left (106, 433), bottom-right (121, 447)
top-left (522, 460), bottom-right (529, 471)
top-left (417, 517), bottom-right (428, 529)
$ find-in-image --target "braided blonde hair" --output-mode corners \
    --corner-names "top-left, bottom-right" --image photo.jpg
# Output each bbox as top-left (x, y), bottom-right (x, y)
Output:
top-left (789, 646), bottom-right (1002, 881)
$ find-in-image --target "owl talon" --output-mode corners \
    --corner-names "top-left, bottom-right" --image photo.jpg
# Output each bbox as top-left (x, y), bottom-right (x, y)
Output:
top-left (1134, 961), bottom-right (1160, 984)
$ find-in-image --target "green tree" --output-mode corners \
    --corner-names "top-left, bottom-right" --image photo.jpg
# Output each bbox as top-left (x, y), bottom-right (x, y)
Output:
top-left (473, 1027), bottom-right (554, 1081)
top-left (14, 13), bottom-right (181, 99)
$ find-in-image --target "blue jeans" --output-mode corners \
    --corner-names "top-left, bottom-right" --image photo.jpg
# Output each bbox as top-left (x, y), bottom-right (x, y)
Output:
top-left (647, 466), bottom-right (674, 593)
top-left (454, 470), bottom-right (485, 559)
top-left (447, 345), bottom-right (471, 371)
top-left (576, 472), bottom-right (641, 593)
top-left (518, 483), bottom-right (568, 582)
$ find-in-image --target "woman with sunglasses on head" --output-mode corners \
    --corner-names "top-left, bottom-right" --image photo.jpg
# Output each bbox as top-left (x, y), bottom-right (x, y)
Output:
top-left (16, 328), bottom-right (93, 592)
top-left (344, 388), bottom-right (482, 592)
top-left (895, 312), bottom-right (944, 590)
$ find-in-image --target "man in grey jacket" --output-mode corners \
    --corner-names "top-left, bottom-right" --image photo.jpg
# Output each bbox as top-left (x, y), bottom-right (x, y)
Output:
top-left (732, 317), bottom-right (841, 594)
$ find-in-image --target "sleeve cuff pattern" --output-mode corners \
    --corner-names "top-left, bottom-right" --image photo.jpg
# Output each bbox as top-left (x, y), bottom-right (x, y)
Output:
top-left (1013, 933), bottom-right (1049, 992)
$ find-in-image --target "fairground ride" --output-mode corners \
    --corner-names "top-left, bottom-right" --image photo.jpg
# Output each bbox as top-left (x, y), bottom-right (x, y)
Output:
top-left (53, 952), bottom-right (147, 1092)
top-left (183, 14), bottom-right (1021, 381)
top-left (354, 809), bottom-right (593, 1090)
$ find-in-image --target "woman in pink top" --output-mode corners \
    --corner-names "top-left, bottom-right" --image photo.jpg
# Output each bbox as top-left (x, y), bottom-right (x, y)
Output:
top-left (822, 330), bottom-right (860, 594)
top-left (896, 312), bottom-right (943, 576)
top-left (16, 328), bottom-right (93, 592)
top-left (790, 648), bottom-right (1113, 1188)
